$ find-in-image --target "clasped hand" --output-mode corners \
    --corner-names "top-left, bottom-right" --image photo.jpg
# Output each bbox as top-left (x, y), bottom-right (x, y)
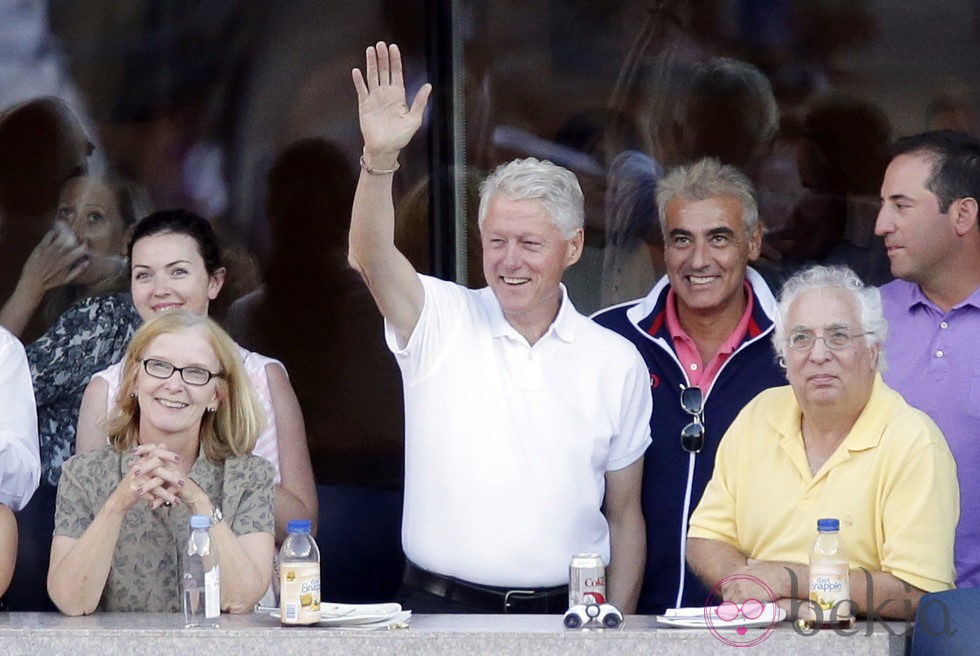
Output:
top-left (121, 444), bottom-right (190, 511)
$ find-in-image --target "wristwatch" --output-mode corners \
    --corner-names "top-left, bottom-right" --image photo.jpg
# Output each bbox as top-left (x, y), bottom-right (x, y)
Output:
top-left (209, 505), bottom-right (224, 526)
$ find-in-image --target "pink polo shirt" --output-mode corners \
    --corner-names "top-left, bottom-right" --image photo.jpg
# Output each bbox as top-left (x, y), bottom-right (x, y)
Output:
top-left (665, 281), bottom-right (754, 388)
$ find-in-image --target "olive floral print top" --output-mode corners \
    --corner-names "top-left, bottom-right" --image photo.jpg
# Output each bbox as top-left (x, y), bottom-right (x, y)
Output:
top-left (54, 445), bottom-right (275, 612)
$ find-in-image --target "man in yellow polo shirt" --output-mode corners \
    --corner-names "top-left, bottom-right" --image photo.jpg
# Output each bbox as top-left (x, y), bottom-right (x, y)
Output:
top-left (687, 265), bottom-right (958, 620)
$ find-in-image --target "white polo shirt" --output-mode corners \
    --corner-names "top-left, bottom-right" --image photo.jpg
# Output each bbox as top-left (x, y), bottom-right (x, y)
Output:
top-left (0, 326), bottom-right (40, 511)
top-left (387, 275), bottom-right (652, 587)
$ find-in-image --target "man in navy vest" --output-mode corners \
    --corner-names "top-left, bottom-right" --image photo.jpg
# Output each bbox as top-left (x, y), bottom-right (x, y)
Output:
top-left (593, 157), bottom-right (785, 614)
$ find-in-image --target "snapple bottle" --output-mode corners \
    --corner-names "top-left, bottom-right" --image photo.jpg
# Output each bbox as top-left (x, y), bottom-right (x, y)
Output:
top-left (802, 518), bottom-right (855, 629)
top-left (279, 519), bottom-right (321, 626)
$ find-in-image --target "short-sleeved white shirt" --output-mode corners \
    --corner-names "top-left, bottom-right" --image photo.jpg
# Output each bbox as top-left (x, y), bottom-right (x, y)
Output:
top-left (0, 326), bottom-right (40, 510)
top-left (387, 275), bottom-right (652, 587)
top-left (92, 346), bottom-right (282, 484)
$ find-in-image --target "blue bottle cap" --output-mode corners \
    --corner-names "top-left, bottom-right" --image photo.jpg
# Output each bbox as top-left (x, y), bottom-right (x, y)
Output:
top-left (190, 514), bottom-right (212, 529)
top-left (287, 519), bottom-right (312, 534)
top-left (817, 518), bottom-right (840, 532)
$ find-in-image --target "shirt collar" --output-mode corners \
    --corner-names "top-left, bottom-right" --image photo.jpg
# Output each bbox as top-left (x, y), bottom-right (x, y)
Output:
top-left (898, 279), bottom-right (980, 312)
top-left (769, 373), bottom-right (891, 453)
top-left (629, 266), bottom-right (775, 339)
top-left (486, 283), bottom-right (577, 344)
top-left (664, 280), bottom-right (755, 353)
top-left (842, 374), bottom-right (892, 451)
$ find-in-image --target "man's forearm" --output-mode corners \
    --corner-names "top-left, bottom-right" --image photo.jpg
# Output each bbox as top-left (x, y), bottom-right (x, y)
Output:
top-left (606, 512), bottom-right (645, 613)
top-left (603, 459), bottom-right (645, 612)
top-left (686, 537), bottom-right (748, 591)
top-left (847, 569), bottom-right (925, 620)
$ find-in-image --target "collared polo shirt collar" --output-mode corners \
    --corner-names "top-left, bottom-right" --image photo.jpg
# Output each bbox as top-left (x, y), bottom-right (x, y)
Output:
top-left (626, 266), bottom-right (776, 342)
top-left (485, 283), bottom-right (577, 344)
top-left (768, 374), bottom-right (890, 480)
top-left (902, 279), bottom-right (980, 313)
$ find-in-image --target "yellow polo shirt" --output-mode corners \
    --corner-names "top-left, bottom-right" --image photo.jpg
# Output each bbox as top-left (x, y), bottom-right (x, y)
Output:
top-left (688, 374), bottom-right (958, 592)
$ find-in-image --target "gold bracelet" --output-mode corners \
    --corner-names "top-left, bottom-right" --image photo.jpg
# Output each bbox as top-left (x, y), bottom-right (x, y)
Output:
top-left (359, 155), bottom-right (400, 175)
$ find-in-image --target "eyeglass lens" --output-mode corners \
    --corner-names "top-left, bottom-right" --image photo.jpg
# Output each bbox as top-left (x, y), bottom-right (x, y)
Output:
top-left (681, 421), bottom-right (705, 453)
top-left (143, 358), bottom-right (213, 386)
top-left (788, 331), bottom-right (870, 351)
top-left (680, 386), bottom-right (703, 415)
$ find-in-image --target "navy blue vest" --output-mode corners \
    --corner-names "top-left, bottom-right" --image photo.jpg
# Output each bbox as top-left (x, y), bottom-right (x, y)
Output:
top-left (592, 275), bottom-right (786, 614)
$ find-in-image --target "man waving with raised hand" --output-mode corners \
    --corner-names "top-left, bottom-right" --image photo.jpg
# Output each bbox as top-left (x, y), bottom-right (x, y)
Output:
top-left (348, 42), bottom-right (651, 614)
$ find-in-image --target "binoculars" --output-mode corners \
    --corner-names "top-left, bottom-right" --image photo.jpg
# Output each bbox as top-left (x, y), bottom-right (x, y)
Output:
top-left (563, 602), bottom-right (623, 629)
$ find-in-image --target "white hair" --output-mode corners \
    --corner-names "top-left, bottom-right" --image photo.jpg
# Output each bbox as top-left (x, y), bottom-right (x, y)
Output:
top-left (478, 157), bottom-right (584, 238)
top-left (773, 265), bottom-right (888, 371)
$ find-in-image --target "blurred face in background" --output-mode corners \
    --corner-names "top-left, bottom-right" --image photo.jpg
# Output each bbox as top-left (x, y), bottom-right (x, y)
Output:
top-left (57, 175), bottom-right (128, 285)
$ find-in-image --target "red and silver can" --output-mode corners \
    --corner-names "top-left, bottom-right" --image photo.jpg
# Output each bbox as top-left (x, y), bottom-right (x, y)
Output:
top-left (569, 553), bottom-right (606, 606)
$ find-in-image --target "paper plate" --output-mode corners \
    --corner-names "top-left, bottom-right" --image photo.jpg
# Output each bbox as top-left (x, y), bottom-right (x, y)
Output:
top-left (657, 603), bottom-right (786, 629)
top-left (267, 602), bottom-right (405, 627)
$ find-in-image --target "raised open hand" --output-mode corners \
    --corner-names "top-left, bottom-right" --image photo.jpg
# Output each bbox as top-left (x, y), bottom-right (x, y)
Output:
top-left (352, 42), bottom-right (431, 164)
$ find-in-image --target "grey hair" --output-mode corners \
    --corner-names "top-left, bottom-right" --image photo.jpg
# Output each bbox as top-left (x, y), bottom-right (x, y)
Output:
top-left (478, 157), bottom-right (584, 238)
top-left (656, 157), bottom-right (759, 236)
top-left (773, 265), bottom-right (888, 371)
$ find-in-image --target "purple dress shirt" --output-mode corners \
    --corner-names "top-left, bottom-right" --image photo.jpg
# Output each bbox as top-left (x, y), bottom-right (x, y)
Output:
top-left (881, 279), bottom-right (980, 588)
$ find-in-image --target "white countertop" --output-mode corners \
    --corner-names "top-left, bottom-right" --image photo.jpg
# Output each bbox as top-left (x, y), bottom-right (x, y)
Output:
top-left (0, 611), bottom-right (910, 655)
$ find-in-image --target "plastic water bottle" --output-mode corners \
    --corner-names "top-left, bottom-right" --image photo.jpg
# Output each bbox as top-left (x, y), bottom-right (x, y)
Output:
top-left (279, 519), bottom-right (321, 626)
top-left (183, 514), bottom-right (220, 628)
top-left (802, 518), bottom-right (854, 629)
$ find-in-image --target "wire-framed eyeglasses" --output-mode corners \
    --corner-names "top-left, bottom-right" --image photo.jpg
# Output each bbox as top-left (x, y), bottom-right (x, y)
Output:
top-left (787, 330), bottom-right (874, 352)
top-left (680, 385), bottom-right (704, 454)
top-left (142, 358), bottom-right (223, 386)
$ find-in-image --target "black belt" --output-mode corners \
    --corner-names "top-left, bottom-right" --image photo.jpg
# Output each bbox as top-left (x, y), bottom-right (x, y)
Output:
top-left (403, 562), bottom-right (568, 613)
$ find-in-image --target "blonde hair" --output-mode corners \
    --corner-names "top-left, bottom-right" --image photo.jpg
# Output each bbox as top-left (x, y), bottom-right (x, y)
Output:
top-left (106, 311), bottom-right (264, 460)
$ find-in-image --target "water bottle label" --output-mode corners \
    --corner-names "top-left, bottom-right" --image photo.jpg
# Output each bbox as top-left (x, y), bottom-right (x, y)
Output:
top-left (809, 564), bottom-right (851, 619)
top-left (204, 565), bottom-right (221, 620)
top-left (280, 562), bottom-right (320, 625)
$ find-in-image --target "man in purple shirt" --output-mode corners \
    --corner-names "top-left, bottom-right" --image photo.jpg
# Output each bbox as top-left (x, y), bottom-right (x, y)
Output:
top-left (875, 130), bottom-right (980, 587)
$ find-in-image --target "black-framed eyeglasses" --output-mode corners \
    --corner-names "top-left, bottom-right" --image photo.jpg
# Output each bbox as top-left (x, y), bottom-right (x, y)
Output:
top-left (787, 330), bottom-right (874, 352)
top-left (142, 358), bottom-right (223, 386)
top-left (680, 385), bottom-right (704, 454)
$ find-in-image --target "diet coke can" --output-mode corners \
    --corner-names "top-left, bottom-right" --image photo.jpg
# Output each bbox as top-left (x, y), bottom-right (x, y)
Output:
top-left (569, 553), bottom-right (606, 607)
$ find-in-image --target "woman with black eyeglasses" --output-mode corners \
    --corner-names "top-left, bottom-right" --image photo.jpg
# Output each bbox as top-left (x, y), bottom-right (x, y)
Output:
top-left (48, 311), bottom-right (275, 615)
top-left (74, 209), bottom-right (316, 545)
